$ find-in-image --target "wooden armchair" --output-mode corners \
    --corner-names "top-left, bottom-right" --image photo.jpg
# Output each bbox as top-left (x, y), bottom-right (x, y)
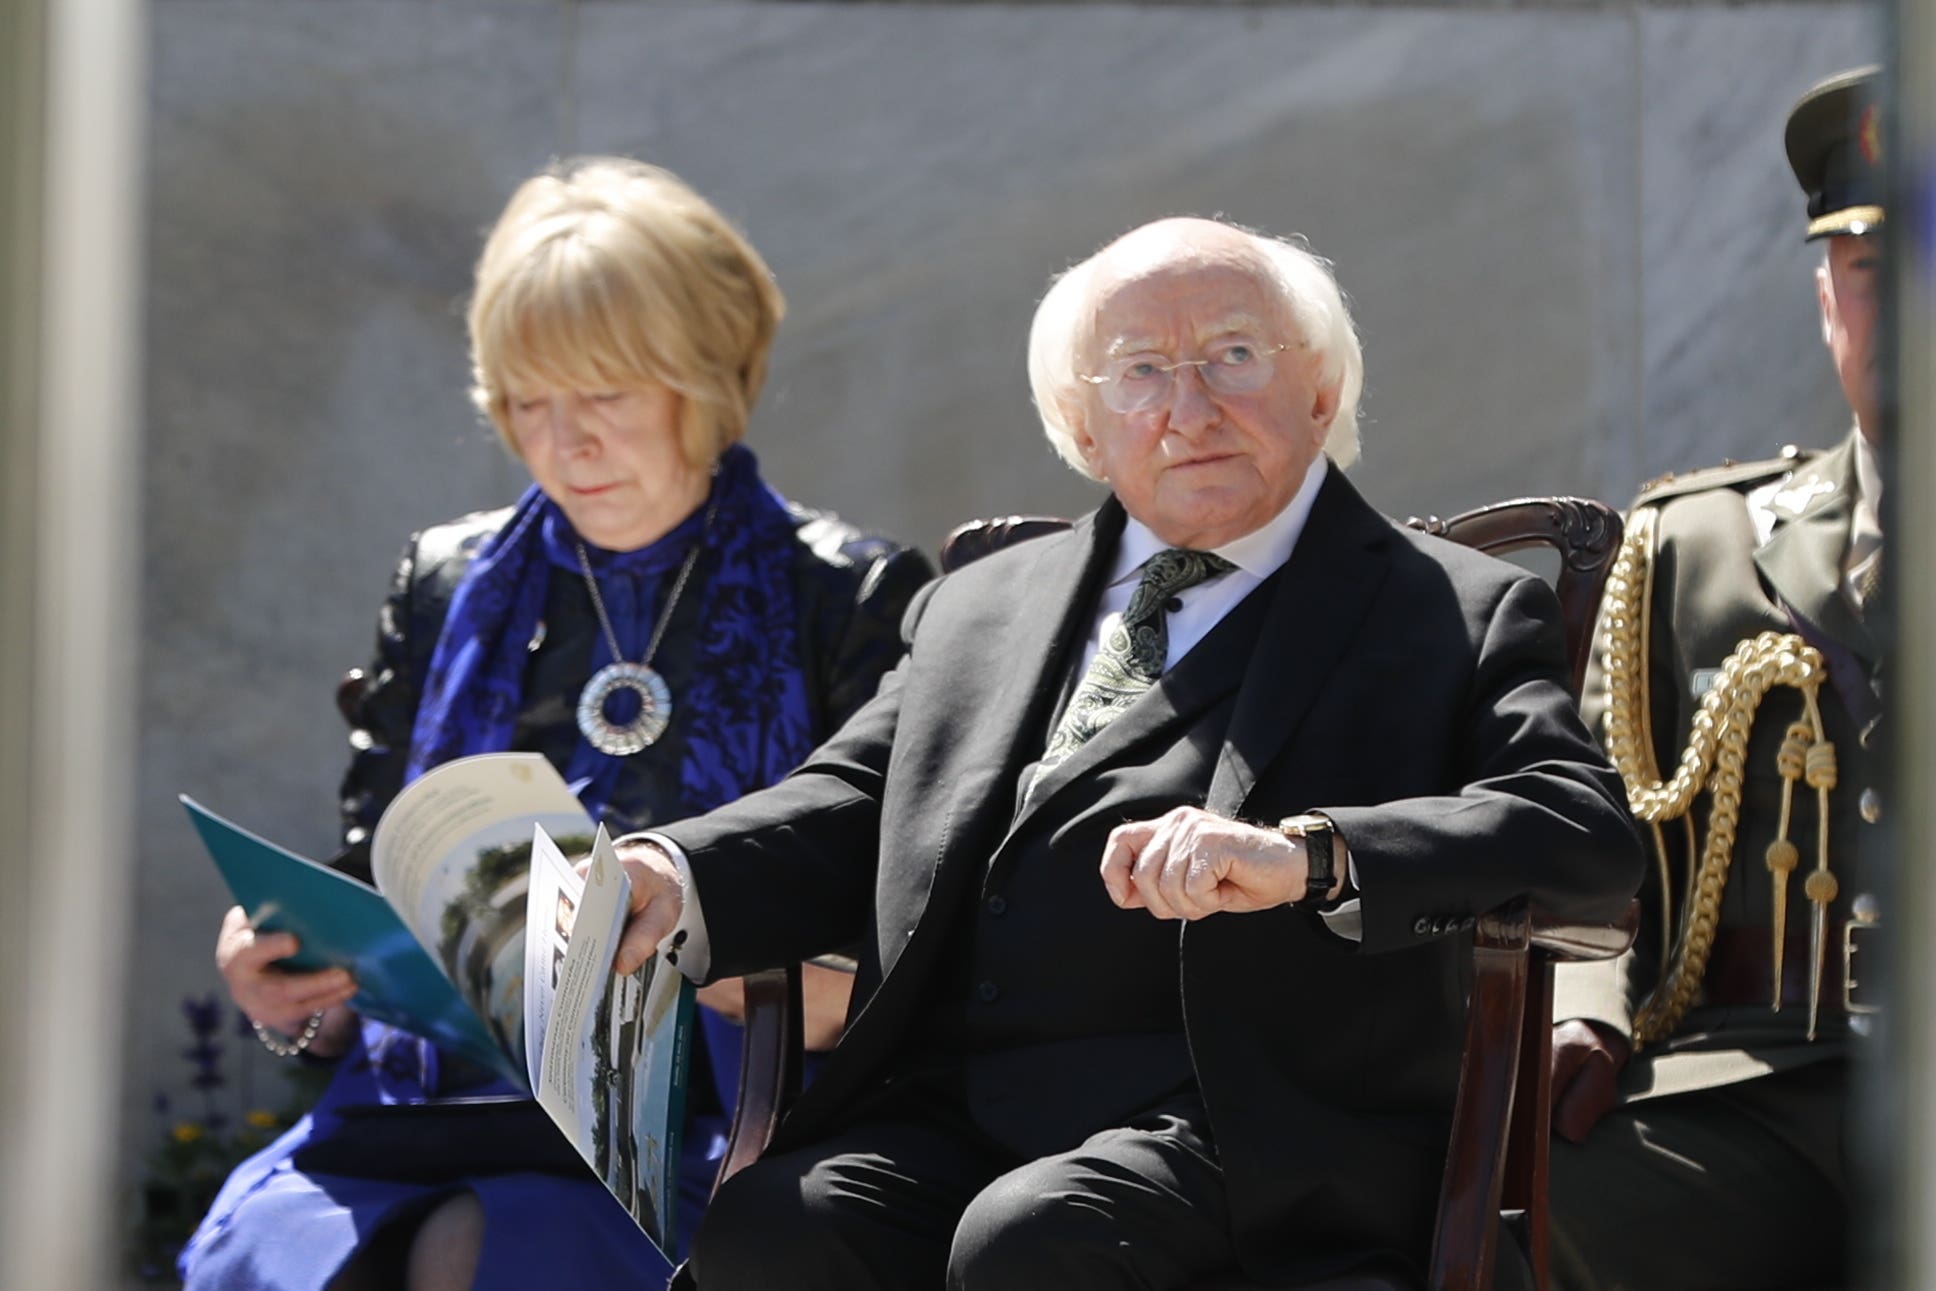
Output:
top-left (717, 496), bottom-right (1638, 1291)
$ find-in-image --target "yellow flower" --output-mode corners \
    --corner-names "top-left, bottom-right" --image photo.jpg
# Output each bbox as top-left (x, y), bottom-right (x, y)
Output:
top-left (171, 1122), bottom-right (203, 1144)
top-left (244, 1109), bottom-right (279, 1130)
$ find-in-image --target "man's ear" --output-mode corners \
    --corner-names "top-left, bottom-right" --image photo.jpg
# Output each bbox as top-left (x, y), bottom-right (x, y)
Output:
top-left (1065, 403), bottom-right (1104, 478)
top-left (1310, 378), bottom-right (1342, 433)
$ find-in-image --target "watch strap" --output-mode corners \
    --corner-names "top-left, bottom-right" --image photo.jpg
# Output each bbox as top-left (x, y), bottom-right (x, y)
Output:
top-left (1280, 813), bottom-right (1337, 909)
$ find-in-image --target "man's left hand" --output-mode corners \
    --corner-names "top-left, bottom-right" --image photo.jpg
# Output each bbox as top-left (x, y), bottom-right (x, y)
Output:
top-left (1099, 806), bottom-right (1341, 920)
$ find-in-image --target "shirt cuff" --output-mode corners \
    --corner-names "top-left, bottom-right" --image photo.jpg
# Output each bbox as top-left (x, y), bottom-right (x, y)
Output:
top-left (618, 831), bottom-right (712, 982)
top-left (1317, 855), bottom-right (1364, 942)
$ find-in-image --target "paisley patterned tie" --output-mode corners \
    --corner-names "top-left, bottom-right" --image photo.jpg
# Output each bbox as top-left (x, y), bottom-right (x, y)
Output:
top-left (1039, 547), bottom-right (1236, 769)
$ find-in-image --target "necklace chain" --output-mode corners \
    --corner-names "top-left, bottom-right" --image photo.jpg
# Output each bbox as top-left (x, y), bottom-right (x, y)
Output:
top-left (574, 492), bottom-right (720, 671)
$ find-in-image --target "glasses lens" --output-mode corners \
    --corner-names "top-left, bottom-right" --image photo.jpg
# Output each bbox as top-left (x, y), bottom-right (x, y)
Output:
top-left (1200, 343), bottom-right (1274, 395)
top-left (1094, 344), bottom-right (1278, 413)
top-left (1097, 357), bottom-right (1165, 414)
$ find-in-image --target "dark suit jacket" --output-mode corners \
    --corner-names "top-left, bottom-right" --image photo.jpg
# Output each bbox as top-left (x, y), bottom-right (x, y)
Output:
top-left (663, 467), bottom-right (1642, 1281)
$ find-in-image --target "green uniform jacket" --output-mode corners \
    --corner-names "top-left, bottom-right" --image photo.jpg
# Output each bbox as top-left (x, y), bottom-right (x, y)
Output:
top-left (1557, 430), bottom-right (1884, 1102)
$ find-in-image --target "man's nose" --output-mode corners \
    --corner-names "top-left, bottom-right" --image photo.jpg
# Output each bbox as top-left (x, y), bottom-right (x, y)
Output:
top-left (1163, 363), bottom-right (1218, 434)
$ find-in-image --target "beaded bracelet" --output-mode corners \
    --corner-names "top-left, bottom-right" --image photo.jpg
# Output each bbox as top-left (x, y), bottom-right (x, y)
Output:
top-left (252, 1009), bottom-right (327, 1058)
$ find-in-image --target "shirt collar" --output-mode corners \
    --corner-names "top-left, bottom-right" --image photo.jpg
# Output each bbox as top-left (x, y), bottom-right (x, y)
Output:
top-left (1109, 454), bottom-right (1330, 587)
top-left (1853, 426), bottom-right (1882, 512)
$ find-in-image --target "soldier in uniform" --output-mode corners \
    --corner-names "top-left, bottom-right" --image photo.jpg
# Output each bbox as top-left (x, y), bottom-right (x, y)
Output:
top-left (1546, 66), bottom-right (1885, 1290)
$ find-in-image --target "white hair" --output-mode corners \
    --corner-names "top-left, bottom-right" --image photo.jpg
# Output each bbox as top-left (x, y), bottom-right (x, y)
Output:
top-left (1026, 222), bottom-right (1364, 478)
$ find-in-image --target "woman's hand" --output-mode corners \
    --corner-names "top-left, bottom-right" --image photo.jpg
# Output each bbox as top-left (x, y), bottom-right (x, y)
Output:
top-left (694, 978), bottom-right (747, 1021)
top-left (1549, 1018), bottom-right (1632, 1143)
top-left (215, 905), bottom-right (361, 1057)
top-left (695, 963), bottom-right (855, 1052)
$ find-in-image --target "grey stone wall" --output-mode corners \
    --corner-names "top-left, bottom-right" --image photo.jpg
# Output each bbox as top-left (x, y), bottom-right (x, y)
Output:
top-left (128, 0), bottom-right (1874, 1256)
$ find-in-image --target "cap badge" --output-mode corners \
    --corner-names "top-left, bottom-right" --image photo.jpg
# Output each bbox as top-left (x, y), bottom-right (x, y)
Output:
top-left (1860, 103), bottom-right (1883, 166)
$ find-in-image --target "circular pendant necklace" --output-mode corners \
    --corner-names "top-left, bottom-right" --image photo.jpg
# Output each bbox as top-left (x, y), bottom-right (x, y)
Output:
top-left (573, 496), bottom-right (718, 756)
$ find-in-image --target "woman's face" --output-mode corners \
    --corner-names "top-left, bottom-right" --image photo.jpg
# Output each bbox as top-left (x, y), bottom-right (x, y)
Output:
top-left (505, 382), bottom-right (711, 551)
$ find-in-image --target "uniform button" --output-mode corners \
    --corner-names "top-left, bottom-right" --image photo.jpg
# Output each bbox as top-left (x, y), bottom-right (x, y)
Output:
top-left (1861, 788), bottom-right (1882, 824)
top-left (1413, 916), bottom-right (1431, 936)
top-left (985, 894), bottom-right (1008, 917)
top-left (976, 980), bottom-right (1000, 1004)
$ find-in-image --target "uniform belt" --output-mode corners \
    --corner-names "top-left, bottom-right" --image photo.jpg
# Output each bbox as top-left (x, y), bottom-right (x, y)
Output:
top-left (1701, 921), bottom-right (1881, 1016)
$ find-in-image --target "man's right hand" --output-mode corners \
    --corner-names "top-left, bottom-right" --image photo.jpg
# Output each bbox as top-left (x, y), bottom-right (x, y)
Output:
top-left (1550, 1017), bottom-right (1632, 1144)
top-left (613, 840), bottom-right (687, 976)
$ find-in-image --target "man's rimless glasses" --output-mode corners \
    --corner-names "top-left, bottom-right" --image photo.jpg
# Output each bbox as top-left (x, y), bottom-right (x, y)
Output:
top-left (1078, 340), bottom-right (1294, 414)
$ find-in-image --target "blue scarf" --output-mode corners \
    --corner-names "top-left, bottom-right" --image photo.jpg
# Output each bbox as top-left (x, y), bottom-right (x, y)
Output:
top-left (404, 445), bottom-right (814, 820)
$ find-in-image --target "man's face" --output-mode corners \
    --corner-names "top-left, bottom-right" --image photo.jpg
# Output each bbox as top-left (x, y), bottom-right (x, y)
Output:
top-left (1071, 253), bottom-right (1337, 550)
top-left (1817, 233), bottom-right (1882, 441)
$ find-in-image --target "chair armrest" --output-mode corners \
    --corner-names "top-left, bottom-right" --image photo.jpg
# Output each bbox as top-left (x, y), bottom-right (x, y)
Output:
top-left (1431, 902), bottom-right (1530, 1291)
top-left (713, 965), bottom-right (802, 1194)
top-left (1528, 901), bottom-right (1639, 963)
top-left (1430, 898), bottom-right (1637, 1291)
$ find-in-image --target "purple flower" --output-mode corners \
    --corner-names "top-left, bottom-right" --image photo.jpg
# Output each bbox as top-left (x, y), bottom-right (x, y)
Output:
top-left (181, 993), bottom-right (224, 1038)
top-left (182, 1039), bottom-right (226, 1091)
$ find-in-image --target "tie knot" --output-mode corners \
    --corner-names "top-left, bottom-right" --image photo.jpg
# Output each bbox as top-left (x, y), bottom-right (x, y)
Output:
top-left (1125, 549), bottom-right (1234, 625)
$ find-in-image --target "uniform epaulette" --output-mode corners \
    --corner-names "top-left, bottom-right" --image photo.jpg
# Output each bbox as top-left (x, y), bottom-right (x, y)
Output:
top-left (1631, 444), bottom-right (1815, 506)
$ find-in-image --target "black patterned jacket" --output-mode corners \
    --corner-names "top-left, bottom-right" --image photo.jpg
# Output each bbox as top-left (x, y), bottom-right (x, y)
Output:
top-left (330, 503), bottom-right (934, 884)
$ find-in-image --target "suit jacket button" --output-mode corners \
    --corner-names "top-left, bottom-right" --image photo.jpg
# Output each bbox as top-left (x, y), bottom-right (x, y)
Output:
top-left (976, 980), bottom-right (1000, 1004)
top-left (985, 894), bottom-right (1008, 916)
top-left (1413, 916), bottom-right (1431, 935)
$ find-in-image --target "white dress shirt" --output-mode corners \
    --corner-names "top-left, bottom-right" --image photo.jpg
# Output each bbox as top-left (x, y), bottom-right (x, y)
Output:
top-left (1071, 455), bottom-right (1327, 680)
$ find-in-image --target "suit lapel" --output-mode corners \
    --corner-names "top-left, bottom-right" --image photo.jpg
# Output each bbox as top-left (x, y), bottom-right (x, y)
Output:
top-left (1010, 573), bottom-right (1277, 831)
top-left (977, 505), bottom-right (1123, 785)
top-left (1752, 437), bottom-right (1876, 664)
top-left (1207, 470), bottom-right (1394, 816)
top-left (910, 505), bottom-right (1121, 896)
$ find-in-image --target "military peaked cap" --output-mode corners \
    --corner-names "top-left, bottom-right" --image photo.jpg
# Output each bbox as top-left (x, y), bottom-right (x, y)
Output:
top-left (1784, 65), bottom-right (1884, 242)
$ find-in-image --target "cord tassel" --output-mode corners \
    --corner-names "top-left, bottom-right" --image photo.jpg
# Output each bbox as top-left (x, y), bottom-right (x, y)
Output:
top-left (1766, 721), bottom-right (1811, 1008)
top-left (1801, 717), bottom-right (1837, 1040)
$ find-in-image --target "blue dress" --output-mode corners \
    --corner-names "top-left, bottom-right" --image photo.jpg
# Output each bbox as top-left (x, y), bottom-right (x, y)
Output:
top-left (179, 481), bottom-right (929, 1291)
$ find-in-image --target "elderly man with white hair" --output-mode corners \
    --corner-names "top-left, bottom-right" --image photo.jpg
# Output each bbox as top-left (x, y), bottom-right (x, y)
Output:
top-left (613, 216), bottom-right (1642, 1290)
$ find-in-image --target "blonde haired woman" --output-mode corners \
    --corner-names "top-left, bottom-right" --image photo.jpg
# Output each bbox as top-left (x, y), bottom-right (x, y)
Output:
top-left (185, 158), bottom-right (929, 1291)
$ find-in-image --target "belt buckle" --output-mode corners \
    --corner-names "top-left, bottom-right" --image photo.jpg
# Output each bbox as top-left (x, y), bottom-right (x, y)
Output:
top-left (1844, 898), bottom-right (1881, 1016)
